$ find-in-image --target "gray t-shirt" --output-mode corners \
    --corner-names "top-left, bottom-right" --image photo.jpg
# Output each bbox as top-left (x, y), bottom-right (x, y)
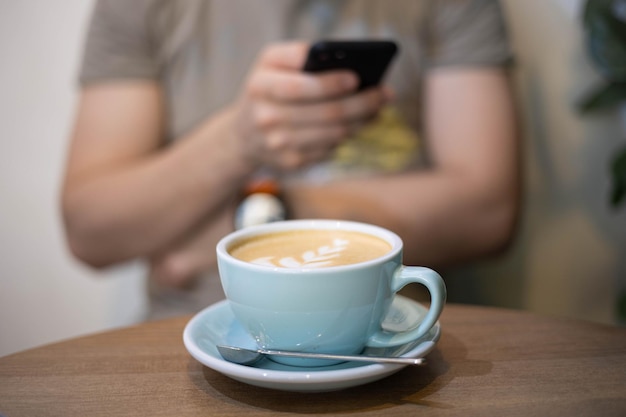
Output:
top-left (79, 0), bottom-right (513, 319)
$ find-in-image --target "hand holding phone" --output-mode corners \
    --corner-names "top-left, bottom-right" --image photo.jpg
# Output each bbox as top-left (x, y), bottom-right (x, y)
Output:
top-left (303, 40), bottom-right (398, 91)
top-left (231, 41), bottom-right (397, 172)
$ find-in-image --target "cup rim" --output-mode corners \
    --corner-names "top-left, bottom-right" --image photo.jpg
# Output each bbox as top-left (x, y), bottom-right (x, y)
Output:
top-left (216, 219), bottom-right (403, 273)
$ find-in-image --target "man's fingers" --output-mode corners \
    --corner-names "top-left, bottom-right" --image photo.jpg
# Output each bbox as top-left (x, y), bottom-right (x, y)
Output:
top-left (256, 41), bottom-right (310, 70)
top-left (257, 88), bottom-right (388, 126)
top-left (265, 124), bottom-right (350, 151)
top-left (249, 41), bottom-right (359, 101)
top-left (247, 69), bottom-right (358, 101)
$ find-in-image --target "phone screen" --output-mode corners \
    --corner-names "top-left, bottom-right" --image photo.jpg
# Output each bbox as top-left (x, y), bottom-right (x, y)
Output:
top-left (303, 40), bottom-right (398, 90)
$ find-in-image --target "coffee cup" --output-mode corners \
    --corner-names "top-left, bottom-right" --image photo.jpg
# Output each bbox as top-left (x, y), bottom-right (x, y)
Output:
top-left (216, 219), bottom-right (446, 366)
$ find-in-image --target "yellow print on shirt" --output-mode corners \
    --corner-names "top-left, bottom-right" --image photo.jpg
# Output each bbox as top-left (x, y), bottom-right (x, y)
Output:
top-left (331, 106), bottom-right (420, 174)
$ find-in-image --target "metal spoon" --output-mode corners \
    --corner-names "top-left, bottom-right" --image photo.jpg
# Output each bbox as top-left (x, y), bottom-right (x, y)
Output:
top-left (216, 344), bottom-right (426, 366)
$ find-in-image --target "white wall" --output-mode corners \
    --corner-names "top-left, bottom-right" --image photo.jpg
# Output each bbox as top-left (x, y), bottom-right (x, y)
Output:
top-left (0, 0), bottom-right (146, 357)
top-left (469, 0), bottom-right (626, 324)
top-left (1, 0), bottom-right (624, 357)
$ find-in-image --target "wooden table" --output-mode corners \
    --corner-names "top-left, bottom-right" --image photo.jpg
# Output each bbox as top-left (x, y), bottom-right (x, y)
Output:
top-left (1, 304), bottom-right (625, 417)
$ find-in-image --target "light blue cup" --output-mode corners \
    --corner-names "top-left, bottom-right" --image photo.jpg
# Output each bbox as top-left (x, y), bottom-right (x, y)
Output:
top-left (216, 219), bottom-right (446, 367)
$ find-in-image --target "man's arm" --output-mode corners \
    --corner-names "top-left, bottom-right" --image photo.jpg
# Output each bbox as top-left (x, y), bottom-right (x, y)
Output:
top-left (61, 82), bottom-right (254, 267)
top-left (61, 42), bottom-right (389, 272)
top-left (283, 67), bottom-right (520, 267)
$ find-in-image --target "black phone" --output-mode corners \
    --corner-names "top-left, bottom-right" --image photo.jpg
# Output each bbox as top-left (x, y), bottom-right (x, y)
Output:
top-left (303, 40), bottom-right (398, 91)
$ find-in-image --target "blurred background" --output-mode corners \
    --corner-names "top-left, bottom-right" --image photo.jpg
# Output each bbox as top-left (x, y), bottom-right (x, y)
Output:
top-left (1, 0), bottom-right (625, 357)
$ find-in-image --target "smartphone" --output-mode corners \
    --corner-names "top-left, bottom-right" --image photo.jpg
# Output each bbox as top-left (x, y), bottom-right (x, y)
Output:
top-left (303, 40), bottom-right (398, 91)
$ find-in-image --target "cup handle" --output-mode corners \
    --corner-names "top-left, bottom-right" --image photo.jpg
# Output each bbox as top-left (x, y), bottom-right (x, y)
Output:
top-left (366, 266), bottom-right (446, 348)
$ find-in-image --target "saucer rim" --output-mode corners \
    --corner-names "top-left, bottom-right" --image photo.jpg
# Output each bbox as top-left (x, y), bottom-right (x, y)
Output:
top-left (183, 296), bottom-right (441, 391)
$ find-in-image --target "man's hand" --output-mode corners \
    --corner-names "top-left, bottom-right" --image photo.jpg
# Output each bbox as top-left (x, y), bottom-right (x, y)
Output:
top-left (229, 42), bottom-right (390, 171)
top-left (148, 206), bottom-right (235, 288)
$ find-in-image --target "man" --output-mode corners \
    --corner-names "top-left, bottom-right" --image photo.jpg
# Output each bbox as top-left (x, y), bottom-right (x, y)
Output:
top-left (62, 0), bottom-right (519, 318)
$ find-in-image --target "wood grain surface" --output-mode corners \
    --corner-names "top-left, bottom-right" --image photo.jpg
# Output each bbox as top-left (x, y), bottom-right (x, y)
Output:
top-left (1, 304), bottom-right (625, 417)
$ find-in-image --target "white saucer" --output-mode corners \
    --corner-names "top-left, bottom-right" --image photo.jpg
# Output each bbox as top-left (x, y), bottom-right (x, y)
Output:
top-left (183, 295), bottom-right (441, 392)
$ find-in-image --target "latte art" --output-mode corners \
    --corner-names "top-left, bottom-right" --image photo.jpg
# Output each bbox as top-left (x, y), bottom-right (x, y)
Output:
top-left (252, 237), bottom-right (349, 268)
top-left (228, 229), bottom-right (392, 268)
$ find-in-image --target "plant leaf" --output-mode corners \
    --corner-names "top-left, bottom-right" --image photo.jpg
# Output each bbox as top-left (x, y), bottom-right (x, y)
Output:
top-left (583, 0), bottom-right (626, 80)
top-left (578, 81), bottom-right (626, 113)
top-left (610, 146), bottom-right (626, 207)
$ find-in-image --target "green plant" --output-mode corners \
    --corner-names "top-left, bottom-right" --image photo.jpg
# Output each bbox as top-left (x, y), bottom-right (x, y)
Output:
top-left (578, 0), bottom-right (626, 207)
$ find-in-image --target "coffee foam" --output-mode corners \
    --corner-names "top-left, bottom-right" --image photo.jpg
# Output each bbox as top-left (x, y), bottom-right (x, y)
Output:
top-left (228, 229), bottom-right (392, 268)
